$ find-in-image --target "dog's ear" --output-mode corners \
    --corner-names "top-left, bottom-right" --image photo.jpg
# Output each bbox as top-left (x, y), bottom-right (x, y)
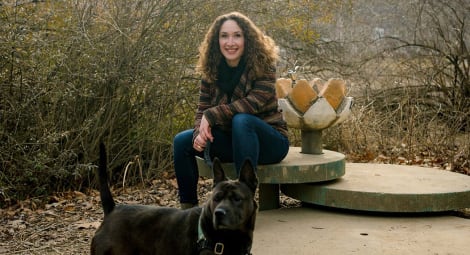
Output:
top-left (238, 158), bottom-right (258, 193)
top-left (212, 157), bottom-right (227, 187)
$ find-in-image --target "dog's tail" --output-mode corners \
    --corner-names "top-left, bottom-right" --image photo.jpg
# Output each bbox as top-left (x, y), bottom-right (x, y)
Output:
top-left (99, 142), bottom-right (116, 216)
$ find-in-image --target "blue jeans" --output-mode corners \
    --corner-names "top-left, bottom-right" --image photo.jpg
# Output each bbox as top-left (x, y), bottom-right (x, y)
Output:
top-left (173, 113), bottom-right (289, 204)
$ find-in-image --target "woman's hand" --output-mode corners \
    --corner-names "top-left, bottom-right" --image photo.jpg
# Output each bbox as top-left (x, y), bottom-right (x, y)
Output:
top-left (193, 134), bottom-right (205, 152)
top-left (193, 115), bottom-right (214, 152)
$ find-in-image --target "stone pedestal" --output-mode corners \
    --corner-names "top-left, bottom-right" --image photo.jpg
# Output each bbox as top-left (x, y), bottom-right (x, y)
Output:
top-left (300, 130), bottom-right (323, 154)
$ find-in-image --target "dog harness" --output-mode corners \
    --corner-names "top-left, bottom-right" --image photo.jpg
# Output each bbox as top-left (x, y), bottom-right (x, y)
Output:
top-left (197, 208), bottom-right (252, 255)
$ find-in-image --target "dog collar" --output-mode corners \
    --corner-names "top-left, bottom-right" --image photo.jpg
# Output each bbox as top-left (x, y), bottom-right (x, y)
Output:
top-left (197, 208), bottom-right (252, 255)
top-left (197, 208), bottom-right (224, 254)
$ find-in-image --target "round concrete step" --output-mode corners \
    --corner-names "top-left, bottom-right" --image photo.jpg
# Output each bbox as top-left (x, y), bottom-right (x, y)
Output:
top-left (197, 147), bottom-right (345, 183)
top-left (281, 163), bottom-right (470, 212)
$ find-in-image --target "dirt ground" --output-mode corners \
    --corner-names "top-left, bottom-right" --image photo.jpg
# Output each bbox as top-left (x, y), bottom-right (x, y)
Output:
top-left (0, 176), bottom-right (300, 255)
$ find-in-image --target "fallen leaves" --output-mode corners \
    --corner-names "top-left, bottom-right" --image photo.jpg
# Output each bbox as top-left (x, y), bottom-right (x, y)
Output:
top-left (0, 174), bottom-right (301, 254)
top-left (347, 143), bottom-right (470, 175)
top-left (0, 176), bottom-right (224, 254)
top-left (73, 220), bottom-right (101, 230)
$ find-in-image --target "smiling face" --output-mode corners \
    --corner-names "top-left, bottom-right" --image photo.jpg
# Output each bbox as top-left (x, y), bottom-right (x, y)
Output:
top-left (219, 19), bottom-right (245, 67)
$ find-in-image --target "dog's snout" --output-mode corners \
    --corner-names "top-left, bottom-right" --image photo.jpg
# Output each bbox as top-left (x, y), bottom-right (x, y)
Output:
top-left (213, 207), bottom-right (230, 229)
top-left (215, 208), bottom-right (227, 217)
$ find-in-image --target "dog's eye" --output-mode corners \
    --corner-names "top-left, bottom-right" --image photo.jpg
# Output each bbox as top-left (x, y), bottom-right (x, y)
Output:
top-left (232, 195), bottom-right (242, 203)
top-left (213, 192), bottom-right (223, 202)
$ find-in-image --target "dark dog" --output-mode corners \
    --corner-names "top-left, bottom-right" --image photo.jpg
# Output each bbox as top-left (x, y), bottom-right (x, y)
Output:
top-left (91, 144), bottom-right (258, 255)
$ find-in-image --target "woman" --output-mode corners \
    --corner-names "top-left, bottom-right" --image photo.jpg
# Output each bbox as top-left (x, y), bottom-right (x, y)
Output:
top-left (173, 12), bottom-right (289, 209)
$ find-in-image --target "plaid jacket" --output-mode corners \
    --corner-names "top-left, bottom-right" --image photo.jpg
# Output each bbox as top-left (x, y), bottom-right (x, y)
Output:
top-left (192, 66), bottom-right (288, 142)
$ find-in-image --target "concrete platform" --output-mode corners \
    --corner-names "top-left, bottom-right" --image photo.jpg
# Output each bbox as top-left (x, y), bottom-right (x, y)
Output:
top-left (197, 147), bottom-right (346, 210)
top-left (252, 206), bottom-right (470, 255)
top-left (197, 147), bottom-right (345, 183)
top-left (282, 163), bottom-right (470, 212)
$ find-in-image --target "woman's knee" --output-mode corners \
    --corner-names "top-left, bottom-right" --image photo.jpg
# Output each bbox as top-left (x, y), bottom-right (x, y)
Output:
top-left (232, 113), bottom-right (255, 129)
top-left (174, 129), bottom-right (194, 150)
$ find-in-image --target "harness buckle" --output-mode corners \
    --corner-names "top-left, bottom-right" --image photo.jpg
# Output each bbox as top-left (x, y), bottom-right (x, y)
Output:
top-left (214, 242), bottom-right (224, 255)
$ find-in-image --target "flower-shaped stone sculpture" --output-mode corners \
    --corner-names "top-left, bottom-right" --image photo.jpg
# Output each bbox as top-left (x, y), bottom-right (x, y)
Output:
top-left (276, 78), bottom-right (353, 154)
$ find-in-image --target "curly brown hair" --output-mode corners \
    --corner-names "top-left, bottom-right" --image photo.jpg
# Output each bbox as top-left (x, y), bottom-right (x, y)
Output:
top-left (196, 12), bottom-right (279, 83)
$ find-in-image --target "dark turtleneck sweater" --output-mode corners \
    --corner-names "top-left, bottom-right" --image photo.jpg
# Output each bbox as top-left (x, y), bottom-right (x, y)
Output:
top-left (217, 59), bottom-right (246, 100)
